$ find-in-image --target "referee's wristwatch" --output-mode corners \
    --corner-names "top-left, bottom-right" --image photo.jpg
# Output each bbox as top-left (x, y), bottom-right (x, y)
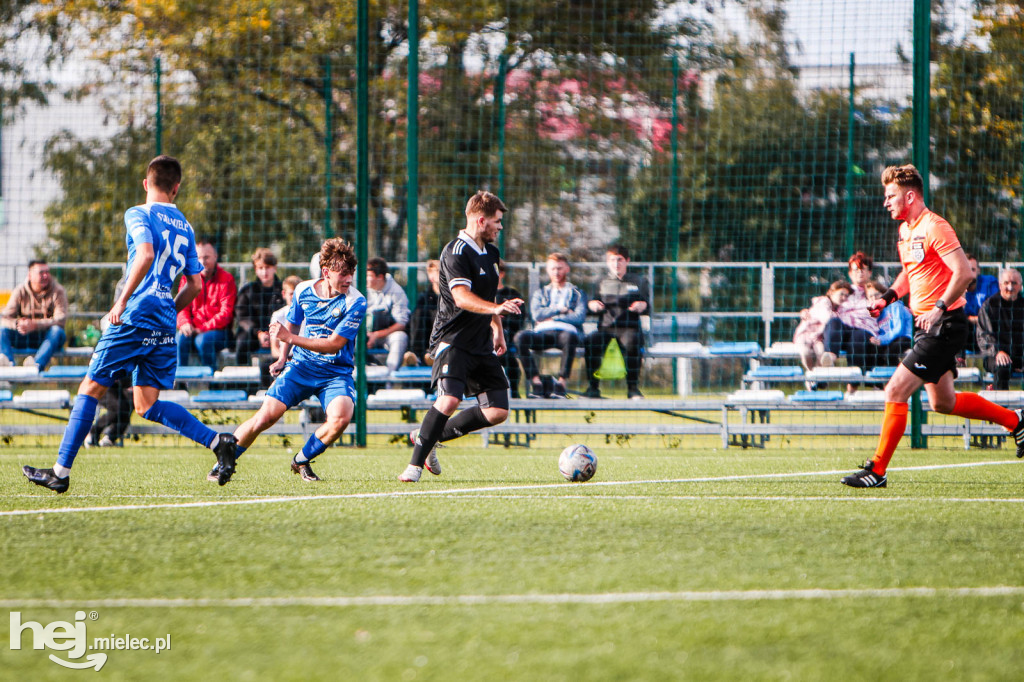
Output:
top-left (934, 299), bottom-right (947, 311)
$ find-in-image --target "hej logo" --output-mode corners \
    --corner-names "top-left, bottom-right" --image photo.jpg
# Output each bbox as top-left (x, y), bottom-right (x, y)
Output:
top-left (9, 610), bottom-right (106, 670)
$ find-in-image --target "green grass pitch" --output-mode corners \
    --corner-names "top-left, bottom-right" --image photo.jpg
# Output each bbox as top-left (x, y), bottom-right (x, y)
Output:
top-left (1, 437), bottom-right (1023, 680)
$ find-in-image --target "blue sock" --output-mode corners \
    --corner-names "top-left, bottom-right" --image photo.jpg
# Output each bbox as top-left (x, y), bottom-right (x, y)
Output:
top-left (295, 434), bottom-right (328, 463)
top-left (56, 395), bottom-right (99, 469)
top-left (235, 445), bottom-right (247, 459)
top-left (143, 400), bottom-right (217, 448)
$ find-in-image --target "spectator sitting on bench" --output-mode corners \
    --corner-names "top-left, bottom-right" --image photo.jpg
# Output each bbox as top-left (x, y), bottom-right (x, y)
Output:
top-left (515, 252), bottom-right (587, 398)
top-left (864, 281), bottom-right (913, 366)
top-left (0, 259), bottom-right (68, 369)
top-left (977, 268), bottom-right (1024, 390)
top-left (963, 253), bottom-right (999, 356)
top-left (366, 257), bottom-right (411, 374)
top-left (584, 244), bottom-right (650, 400)
top-left (793, 280), bottom-right (851, 385)
top-left (176, 238), bottom-right (236, 371)
top-left (406, 259), bottom-right (441, 367)
top-left (820, 252), bottom-right (880, 376)
top-left (234, 247), bottom-right (284, 366)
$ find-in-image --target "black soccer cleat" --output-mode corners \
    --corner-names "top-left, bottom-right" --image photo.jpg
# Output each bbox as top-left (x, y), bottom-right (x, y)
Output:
top-left (840, 460), bottom-right (887, 488)
top-left (22, 465), bottom-right (70, 494)
top-left (1012, 409), bottom-right (1024, 458)
top-left (291, 459), bottom-right (321, 482)
top-left (213, 434), bottom-right (238, 486)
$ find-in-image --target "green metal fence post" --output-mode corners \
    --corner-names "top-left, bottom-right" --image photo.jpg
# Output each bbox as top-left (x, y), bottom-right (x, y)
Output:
top-left (911, 0), bottom-right (931, 449)
top-left (406, 0), bottom-right (420, 302)
top-left (324, 57), bottom-right (333, 237)
top-left (154, 56), bottom-right (162, 155)
top-left (845, 52), bottom-right (855, 258)
top-left (669, 54), bottom-right (681, 303)
top-left (495, 54), bottom-right (508, 255)
top-left (355, 0), bottom-right (369, 447)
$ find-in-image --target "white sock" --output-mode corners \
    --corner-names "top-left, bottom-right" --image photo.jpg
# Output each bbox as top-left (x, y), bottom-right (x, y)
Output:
top-left (53, 464), bottom-right (71, 478)
top-left (293, 452), bottom-right (309, 464)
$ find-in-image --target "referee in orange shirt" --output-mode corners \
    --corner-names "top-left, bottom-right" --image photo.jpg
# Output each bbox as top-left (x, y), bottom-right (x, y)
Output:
top-left (842, 164), bottom-right (1024, 487)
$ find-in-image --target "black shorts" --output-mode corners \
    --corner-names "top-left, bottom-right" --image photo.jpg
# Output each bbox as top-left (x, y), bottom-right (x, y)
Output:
top-left (901, 308), bottom-right (968, 384)
top-left (431, 345), bottom-right (509, 400)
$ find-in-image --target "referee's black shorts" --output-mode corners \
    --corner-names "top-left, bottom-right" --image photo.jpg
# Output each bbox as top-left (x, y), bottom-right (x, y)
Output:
top-left (901, 308), bottom-right (968, 384)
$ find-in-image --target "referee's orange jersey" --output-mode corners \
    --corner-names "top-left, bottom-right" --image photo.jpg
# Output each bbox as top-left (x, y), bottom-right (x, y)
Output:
top-left (896, 208), bottom-right (966, 317)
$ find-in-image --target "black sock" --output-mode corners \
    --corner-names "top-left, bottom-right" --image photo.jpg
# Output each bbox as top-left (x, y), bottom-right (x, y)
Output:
top-left (411, 407), bottom-right (449, 468)
top-left (438, 406), bottom-right (492, 442)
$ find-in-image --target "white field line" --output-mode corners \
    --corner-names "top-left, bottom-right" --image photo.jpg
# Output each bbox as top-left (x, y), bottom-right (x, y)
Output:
top-left (0, 459), bottom-right (1020, 518)
top-left (436, 494), bottom-right (1024, 504)
top-left (1, 586), bottom-right (1023, 609)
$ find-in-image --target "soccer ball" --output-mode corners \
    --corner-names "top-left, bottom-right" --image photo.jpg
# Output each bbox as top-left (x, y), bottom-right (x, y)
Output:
top-left (558, 444), bottom-right (597, 482)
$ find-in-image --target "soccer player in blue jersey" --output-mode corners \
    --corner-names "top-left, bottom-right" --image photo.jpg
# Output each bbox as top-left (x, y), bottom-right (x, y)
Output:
top-left (209, 238), bottom-right (365, 482)
top-left (21, 155), bottom-right (239, 493)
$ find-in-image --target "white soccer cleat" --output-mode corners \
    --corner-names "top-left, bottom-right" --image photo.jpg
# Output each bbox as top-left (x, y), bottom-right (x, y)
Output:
top-left (410, 428), bottom-right (442, 475)
top-left (398, 464), bottom-right (423, 483)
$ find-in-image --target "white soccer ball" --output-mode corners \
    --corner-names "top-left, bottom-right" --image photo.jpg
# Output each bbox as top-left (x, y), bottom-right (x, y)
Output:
top-left (558, 444), bottom-right (597, 482)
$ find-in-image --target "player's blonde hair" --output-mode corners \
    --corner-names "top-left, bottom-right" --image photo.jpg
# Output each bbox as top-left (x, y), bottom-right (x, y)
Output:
top-left (881, 164), bottom-right (924, 194)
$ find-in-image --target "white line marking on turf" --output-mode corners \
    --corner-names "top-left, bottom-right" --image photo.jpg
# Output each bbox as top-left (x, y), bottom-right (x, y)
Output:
top-left (432, 494), bottom-right (1024, 504)
top-left (1, 459), bottom-right (1019, 518)
top-left (1, 586), bottom-right (1023, 609)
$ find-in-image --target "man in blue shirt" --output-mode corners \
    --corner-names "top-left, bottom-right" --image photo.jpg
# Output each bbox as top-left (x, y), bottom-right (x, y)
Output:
top-left (211, 238), bottom-right (365, 482)
top-left (963, 254), bottom-right (999, 355)
top-left (22, 155), bottom-right (239, 493)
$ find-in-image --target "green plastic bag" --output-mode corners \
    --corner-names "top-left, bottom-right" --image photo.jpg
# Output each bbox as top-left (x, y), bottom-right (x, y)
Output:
top-left (594, 338), bottom-right (626, 380)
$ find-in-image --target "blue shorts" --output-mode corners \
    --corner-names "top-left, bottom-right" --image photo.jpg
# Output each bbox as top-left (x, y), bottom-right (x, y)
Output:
top-left (266, 360), bottom-right (357, 411)
top-left (88, 324), bottom-right (177, 390)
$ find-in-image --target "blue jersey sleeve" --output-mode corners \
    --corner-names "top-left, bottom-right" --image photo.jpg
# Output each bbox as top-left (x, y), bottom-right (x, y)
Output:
top-left (285, 297), bottom-right (306, 327)
top-left (125, 207), bottom-right (154, 245)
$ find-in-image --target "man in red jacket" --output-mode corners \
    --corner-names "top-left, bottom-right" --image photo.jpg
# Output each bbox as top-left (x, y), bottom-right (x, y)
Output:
top-left (176, 239), bottom-right (236, 371)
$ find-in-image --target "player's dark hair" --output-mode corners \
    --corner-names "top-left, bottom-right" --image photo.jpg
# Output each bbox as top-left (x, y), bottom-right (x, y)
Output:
top-left (848, 251), bottom-right (873, 271)
top-left (28, 259), bottom-right (47, 269)
top-left (881, 164), bottom-right (924, 195)
top-left (367, 257), bottom-right (389, 276)
top-left (320, 238), bottom-right (357, 275)
top-left (547, 252), bottom-right (569, 264)
top-left (465, 190), bottom-right (508, 218)
top-left (147, 155), bottom-right (182, 193)
top-left (606, 244), bottom-right (630, 260)
top-left (196, 237), bottom-right (217, 250)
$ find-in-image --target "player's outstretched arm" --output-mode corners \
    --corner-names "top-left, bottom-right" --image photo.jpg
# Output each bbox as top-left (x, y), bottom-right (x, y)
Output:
top-left (452, 286), bottom-right (522, 317)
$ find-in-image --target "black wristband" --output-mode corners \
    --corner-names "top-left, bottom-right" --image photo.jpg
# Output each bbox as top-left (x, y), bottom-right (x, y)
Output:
top-left (880, 288), bottom-right (899, 306)
top-left (934, 298), bottom-right (947, 311)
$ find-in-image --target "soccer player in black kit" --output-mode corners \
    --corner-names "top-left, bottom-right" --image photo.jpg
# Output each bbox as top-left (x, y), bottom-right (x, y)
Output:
top-left (399, 191), bottom-right (523, 482)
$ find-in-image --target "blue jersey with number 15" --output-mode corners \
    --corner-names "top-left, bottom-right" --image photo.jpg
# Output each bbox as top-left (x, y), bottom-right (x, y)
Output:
top-left (120, 202), bottom-right (203, 333)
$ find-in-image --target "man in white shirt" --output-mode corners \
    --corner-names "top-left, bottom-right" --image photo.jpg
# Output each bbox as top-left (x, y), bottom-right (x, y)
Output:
top-left (366, 257), bottom-right (411, 373)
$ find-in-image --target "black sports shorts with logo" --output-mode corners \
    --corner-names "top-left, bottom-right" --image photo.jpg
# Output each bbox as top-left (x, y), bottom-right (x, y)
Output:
top-left (901, 308), bottom-right (968, 384)
top-left (431, 345), bottom-right (510, 406)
